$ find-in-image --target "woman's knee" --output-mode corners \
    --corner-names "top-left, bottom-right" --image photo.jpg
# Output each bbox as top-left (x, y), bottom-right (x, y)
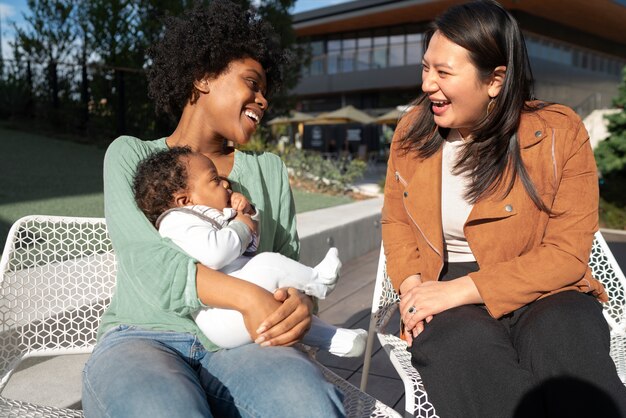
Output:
top-left (208, 345), bottom-right (345, 417)
top-left (83, 335), bottom-right (210, 418)
top-left (253, 347), bottom-right (344, 411)
top-left (415, 305), bottom-right (507, 352)
top-left (515, 291), bottom-right (609, 349)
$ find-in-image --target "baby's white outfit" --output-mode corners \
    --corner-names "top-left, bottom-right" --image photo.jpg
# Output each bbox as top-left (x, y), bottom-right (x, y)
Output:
top-left (157, 205), bottom-right (366, 356)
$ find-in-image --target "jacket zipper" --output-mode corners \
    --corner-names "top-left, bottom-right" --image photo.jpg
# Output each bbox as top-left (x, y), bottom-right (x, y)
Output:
top-left (396, 170), bottom-right (444, 279)
top-left (395, 171), bottom-right (408, 186)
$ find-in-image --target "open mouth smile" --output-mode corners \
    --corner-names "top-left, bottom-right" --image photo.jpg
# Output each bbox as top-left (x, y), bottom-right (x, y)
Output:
top-left (429, 99), bottom-right (450, 116)
top-left (244, 109), bottom-right (261, 125)
top-left (431, 100), bottom-right (450, 107)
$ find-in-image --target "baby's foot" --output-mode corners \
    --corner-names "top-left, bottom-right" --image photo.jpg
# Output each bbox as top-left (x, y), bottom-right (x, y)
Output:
top-left (305, 248), bottom-right (341, 298)
top-left (328, 328), bottom-right (368, 358)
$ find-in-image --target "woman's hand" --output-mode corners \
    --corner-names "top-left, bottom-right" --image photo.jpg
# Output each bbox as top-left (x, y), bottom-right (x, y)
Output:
top-left (400, 276), bottom-right (483, 347)
top-left (238, 286), bottom-right (283, 341)
top-left (253, 288), bottom-right (314, 347)
top-left (399, 275), bottom-right (431, 347)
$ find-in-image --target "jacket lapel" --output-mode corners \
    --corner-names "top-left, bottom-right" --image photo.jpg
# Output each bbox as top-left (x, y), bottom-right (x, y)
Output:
top-left (467, 110), bottom-right (548, 224)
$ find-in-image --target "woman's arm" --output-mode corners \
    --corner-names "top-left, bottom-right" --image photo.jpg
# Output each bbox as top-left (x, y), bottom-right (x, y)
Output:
top-left (104, 138), bottom-right (202, 316)
top-left (380, 118), bottom-right (442, 343)
top-left (272, 159), bottom-right (300, 261)
top-left (247, 155), bottom-right (313, 346)
top-left (469, 118), bottom-right (599, 318)
top-left (381, 117), bottom-right (425, 291)
top-left (195, 263), bottom-right (283, 341)
top-left (398, 116), bottom-right (598, 332)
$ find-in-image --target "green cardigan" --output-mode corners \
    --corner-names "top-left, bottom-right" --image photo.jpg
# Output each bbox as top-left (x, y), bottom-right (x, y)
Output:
top-left (98, 136), bottom-right (299, 351)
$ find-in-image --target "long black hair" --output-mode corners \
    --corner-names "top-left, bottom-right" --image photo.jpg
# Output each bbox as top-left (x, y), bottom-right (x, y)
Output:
top-left (400, 0), bottom-right (549, 212)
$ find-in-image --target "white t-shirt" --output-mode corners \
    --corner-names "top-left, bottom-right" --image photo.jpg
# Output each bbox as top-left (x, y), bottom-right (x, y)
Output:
top-left (441, 129), bottom-right (476, 263)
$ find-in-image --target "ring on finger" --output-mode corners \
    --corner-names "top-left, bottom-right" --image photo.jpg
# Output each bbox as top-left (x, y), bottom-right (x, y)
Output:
top-left (407, 305), bottom-right (417, 315)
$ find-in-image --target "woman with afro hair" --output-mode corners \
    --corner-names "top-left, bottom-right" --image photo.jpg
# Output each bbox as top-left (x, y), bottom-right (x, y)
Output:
top-left (81, 2), bottom-right (345, 417)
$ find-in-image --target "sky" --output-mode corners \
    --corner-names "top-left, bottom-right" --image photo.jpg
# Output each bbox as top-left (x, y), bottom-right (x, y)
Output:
top-left (0, 0), bottom-right (355, 60)
top-left (0, 0), bottom-right (27, 60)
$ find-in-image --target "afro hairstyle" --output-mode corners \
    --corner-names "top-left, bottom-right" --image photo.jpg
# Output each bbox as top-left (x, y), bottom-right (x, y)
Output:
top-left (147, 0), bottom-right (291, 119)
top-left (133, 146), bottom-right (193, 226)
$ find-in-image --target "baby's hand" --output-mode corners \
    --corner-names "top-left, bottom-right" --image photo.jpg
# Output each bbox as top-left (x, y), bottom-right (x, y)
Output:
top-left (234, 211), bottom-right (258, 235)
top-left (230, 192), bottom-right (255, 215)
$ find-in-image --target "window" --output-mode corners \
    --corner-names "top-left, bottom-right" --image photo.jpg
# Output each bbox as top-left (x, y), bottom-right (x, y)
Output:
top-left (309, 40), bottom-right (325, 76)
top-left (327, 38), bottom-right (341, 74)
top-left (406, 33), bottom-right (422, 65)
top-left (357, 34), bottom-right (372, 71)
top-left (372, 29), bottom-right (388, 69)
top-left (389, 29), bottom-right (405, 67)
top-left (341, 35), bottom-right (357, 73)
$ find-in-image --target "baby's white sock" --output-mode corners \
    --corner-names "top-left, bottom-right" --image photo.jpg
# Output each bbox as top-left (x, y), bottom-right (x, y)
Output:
top-left (305, 247), bottom-right (341, 298)
top-left (327, 328), bottom-right (368, 358)
top-left (302, 316), bottom-right (368, 358)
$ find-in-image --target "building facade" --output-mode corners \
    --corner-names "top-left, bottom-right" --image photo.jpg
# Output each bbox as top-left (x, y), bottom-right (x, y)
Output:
top-left (291, 0), bottom-right (626, 117)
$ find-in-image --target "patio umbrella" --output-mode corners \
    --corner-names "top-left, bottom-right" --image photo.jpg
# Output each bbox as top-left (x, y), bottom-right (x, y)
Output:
top-left (307, 105), bottom-right (375, 125)
top-left (266, 110), bottom-right (314, 125)
top-left (374, 105), bottom-right (412, 124)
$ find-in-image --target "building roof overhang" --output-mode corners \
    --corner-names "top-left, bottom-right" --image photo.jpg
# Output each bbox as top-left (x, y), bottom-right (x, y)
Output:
top-left (293, 0), bottom-right (626, 47)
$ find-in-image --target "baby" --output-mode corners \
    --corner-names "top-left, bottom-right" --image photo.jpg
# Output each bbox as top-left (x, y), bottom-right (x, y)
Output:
top-left (132, 146), bottom-right (367, 357)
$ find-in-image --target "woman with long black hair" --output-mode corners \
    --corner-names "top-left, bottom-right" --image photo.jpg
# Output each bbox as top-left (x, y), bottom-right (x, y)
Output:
top-left (382, 1), bottom-right (626, 416)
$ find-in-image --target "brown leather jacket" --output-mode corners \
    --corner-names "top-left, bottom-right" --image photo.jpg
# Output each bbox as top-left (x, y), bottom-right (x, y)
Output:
top-left (382, 102), bottom-right (607, 318)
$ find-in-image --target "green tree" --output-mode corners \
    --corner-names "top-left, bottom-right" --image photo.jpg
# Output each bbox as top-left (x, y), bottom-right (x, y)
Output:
top-left (81, 0), bottom-right (142, 135)
top-left (14, 0), bottom-right (76, 112)
top-left (595, 65), bottom-right (626, 229)
top-left (3, 0), bottom-right (305, 143)
top-left (134, 0), bottom-right (194, 136)
top-left (256, 0), bottom-right (307, 116)
top-left (595, 66), bottom-right (626, 176)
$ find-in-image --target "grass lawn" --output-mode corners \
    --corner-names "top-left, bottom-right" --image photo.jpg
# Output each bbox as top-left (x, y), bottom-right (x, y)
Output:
top-left (0, 127), bottom-right (355, 249)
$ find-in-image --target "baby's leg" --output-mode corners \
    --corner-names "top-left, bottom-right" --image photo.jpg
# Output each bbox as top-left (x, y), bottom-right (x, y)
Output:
top-left (193, 307), bottom-right (251, 349)
top-left (239, 249), bottom-right (341, 299)
top-left (193, 249), bottom-right (342, 349)
top-left (309, 247), bottom-right (341, 297)
top-left (193, 254), bottom-right (323, 349)
top-left (302, 316), bottom-right (368, 358)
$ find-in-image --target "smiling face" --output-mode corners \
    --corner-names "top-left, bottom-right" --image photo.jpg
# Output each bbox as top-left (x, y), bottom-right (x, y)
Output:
top-left (421, 31), bottom-right (503, 138)
top-left (196, 58), bottom-right (268, 146)
top-left (177, 153), bottom-right (232, 210)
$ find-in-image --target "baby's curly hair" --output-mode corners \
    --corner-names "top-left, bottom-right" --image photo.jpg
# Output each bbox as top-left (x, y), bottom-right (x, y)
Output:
top-left (133, 147), bottom-right (193, 226)
top-left (147, 0), bottom-right (290, 118)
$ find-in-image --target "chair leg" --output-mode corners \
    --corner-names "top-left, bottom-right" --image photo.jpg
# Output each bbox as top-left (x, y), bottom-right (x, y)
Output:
top-left (359, 314), bottom-right (378, 391)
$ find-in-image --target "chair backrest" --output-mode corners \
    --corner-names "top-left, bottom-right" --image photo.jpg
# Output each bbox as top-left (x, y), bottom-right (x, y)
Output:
top-left (0, 216), bottom-right (117, 391)
top-left (589, 232), bottom-right (626, 335)
top-left (369, 243), bottom-right (399, 332)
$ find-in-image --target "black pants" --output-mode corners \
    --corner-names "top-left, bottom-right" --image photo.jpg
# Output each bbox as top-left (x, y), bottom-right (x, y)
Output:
top-left (409, 262), bottom-right (626, 418)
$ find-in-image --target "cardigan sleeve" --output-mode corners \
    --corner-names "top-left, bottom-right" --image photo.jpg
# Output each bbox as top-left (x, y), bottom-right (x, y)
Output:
top-left (104, 137), bottom-right (202, 316)
top-left (272, 158), bottom-right (300, 261)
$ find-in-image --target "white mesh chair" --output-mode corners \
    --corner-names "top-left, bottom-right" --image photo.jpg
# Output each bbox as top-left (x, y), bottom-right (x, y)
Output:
top-left (0, 215), bottom-right (401, 418)
top-left (360, 232), bottom-right (626, 417)
top-left (590, 232), bottom-right (626, 382)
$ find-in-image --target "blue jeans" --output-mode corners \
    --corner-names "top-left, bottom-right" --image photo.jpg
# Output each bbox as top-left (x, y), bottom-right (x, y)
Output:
top-left (82, 325), bottom-right (345, 418)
